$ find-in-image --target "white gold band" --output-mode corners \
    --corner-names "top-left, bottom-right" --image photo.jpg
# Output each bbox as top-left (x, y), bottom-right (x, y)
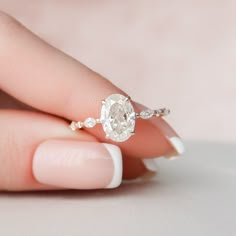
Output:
top-left (69, 108), bottom-right (170, 131)
top-left (69, 94), bottom-right (170, 142)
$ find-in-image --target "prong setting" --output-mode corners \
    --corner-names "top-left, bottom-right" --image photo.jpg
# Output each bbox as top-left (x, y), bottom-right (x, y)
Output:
top-left (154, 108), bottom-right (170, 117)
top-left (69, 94), bottom-right (170, 142)
top-left (125, 96), bottom-right (131, 101)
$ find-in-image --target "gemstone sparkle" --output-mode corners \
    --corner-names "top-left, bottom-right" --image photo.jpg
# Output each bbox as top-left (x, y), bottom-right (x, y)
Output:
top-left (140, 109), bottom-right (154, 119)
top-left (100, 94), bottom-right (136, 142)
top-left (84, 117), bottom-right (97, 128)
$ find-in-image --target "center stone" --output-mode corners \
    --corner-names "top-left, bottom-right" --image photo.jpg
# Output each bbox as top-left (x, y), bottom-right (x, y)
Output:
top-left (100, 94), bottom-right (136, 142)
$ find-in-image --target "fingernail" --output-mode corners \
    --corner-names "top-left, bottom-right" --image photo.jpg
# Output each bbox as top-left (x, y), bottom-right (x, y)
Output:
top-left (167, 155), bottom-right (181, 160)
top-left (157, 126), bottom-right (185, 158)
top-left (136, 159), bottom-right (157, 180)
top-left (134, 102), bottom-right (185, 158)
top-left (141, 160), bottom-right (157, 179)
top-left (168, 137), bottom-right (185, 155)
top-left (142, 159), bottom-right (158, 172)
top-left (32, 140), bottom-right (123, 189)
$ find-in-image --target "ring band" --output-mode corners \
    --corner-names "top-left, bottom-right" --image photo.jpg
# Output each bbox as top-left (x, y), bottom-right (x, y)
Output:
top-left (69, 94), bottom-right (170, 142)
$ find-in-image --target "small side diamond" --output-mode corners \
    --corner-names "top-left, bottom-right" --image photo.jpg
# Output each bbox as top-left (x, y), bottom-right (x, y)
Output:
top-left (69, 121), bottom-right (77, 131)
top-left (84, 117), bottom-right (97, 128)
top-left (154, 108), bottom-right (170, 117)
top-left (77, 121), bottom-right (83, 129)
top-left (162, 108), bottom-right (170, 116)
top-left (140, 109), bottom-right (154, 119)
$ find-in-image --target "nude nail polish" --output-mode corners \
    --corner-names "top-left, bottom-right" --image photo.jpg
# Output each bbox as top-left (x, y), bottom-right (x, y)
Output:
top-left (32, 140), bottom-right (123, 189)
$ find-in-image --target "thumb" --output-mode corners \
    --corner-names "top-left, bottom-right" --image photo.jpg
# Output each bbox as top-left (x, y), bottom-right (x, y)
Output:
top-left (0, 110), bottom-right (123, 191)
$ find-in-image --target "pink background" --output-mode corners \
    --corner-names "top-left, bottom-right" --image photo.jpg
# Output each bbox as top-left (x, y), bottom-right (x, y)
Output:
top-left (1, 0), bottom-right (235, 142)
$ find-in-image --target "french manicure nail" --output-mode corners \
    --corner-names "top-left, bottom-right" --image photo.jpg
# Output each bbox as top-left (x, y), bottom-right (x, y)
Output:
top-left (32, 140), bottom-right (123, 189)
top-left (168, 137), bottom-right (185, 155)
top-left (142, 159), bottom-right (158, 172)
top-left (162, 137), bottom-right (185, 159)
top-left (166, 155), bottom-right (181, 160)
top-left (134, 102), bottom-right (185, 159)
top-left (138, 159), bottom-right (157, 180)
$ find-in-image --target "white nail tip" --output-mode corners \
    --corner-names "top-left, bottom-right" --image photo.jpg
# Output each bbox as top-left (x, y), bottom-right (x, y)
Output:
top-left (166, 156), bottom-right (179, 160)
top-left (142, 159), bottom-right (158, 172)
top-left (103, 143), bottom-right (123, 189)
top-left (169, 137), bottom-right (185, 155)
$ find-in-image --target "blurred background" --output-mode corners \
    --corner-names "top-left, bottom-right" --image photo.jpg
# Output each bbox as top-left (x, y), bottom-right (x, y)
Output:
top-left (1, 0), bottom-right (235, 143)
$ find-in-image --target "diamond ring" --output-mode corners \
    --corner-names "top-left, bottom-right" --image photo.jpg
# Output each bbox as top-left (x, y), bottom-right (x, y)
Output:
top-left (69, 94), bottom-right (170, 142)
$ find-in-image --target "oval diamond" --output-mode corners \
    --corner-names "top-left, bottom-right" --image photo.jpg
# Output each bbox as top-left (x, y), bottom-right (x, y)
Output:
top-left (100, 94), bottom-right (136, 142)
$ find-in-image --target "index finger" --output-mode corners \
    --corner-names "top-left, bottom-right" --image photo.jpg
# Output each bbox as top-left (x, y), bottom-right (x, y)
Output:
top-left (0, 12), bottom-right (184, 159)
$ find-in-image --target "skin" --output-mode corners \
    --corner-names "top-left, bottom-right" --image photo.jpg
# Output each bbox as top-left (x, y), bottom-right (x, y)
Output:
top-left (0, 11), bottom-right (178, 191)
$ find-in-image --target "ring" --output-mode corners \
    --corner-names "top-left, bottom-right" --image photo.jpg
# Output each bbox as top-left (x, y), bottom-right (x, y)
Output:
top-left (69, 94), bottom-right (170, 142)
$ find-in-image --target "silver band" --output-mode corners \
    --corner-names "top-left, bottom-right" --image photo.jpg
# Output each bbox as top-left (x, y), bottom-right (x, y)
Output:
top-left (69, 94), bottom-right (170, 142)
top-left (70, 108), bottom-right (170, 131)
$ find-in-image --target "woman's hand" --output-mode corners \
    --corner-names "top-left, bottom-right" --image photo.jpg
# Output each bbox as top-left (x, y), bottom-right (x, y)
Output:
top-left (0, 11), bottom-right (184, 191)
